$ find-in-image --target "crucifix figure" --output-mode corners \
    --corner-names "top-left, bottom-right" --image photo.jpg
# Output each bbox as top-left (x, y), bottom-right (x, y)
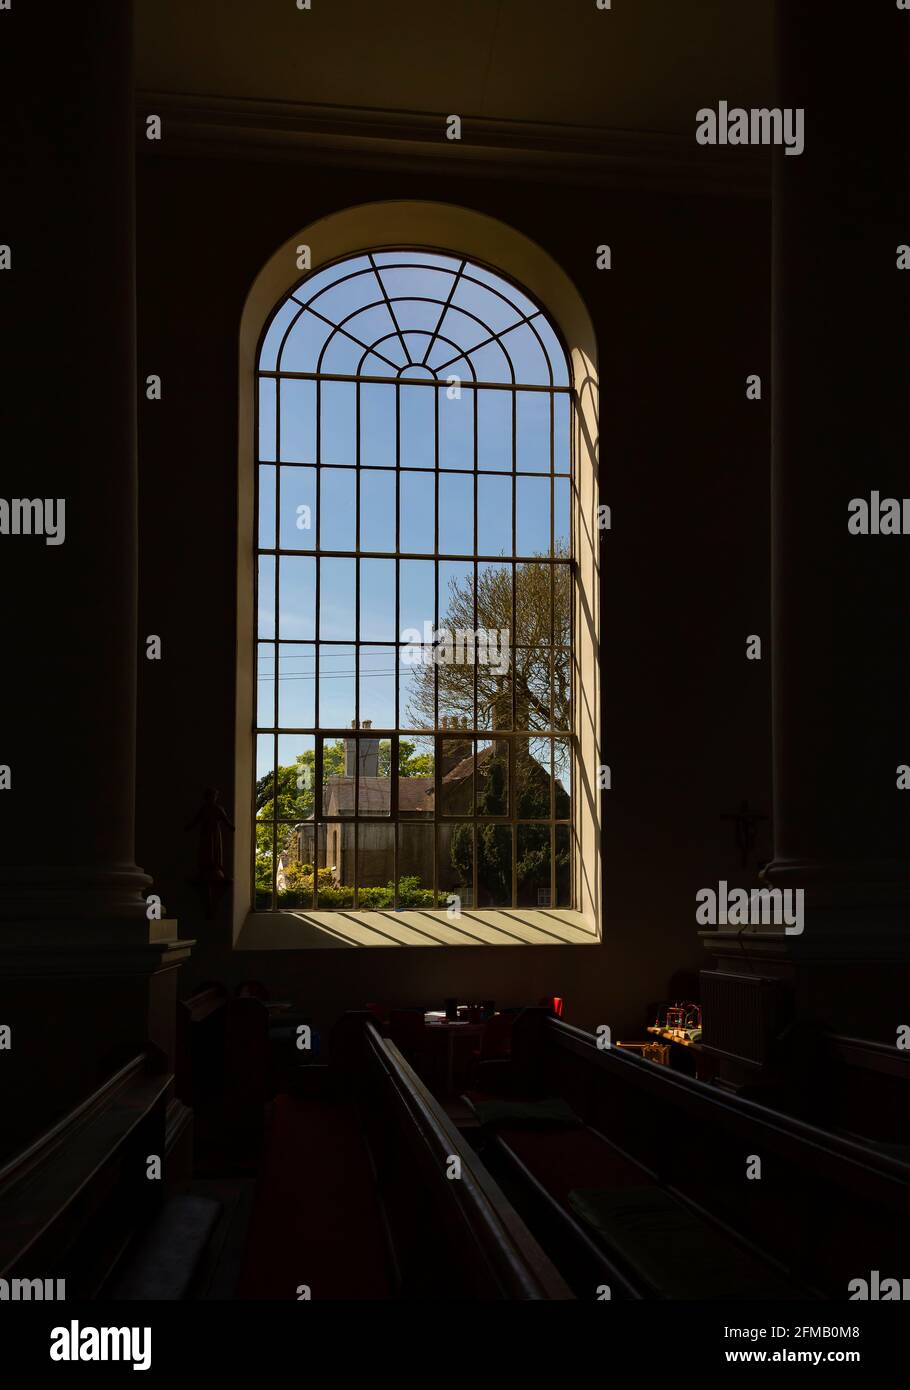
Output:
top-left (186, 787), bottom-right (235, 918)
top-left (721, 798), bottom-right (768, 869)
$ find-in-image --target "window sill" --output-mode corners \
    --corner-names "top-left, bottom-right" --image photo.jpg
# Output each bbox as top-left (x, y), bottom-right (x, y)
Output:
top-left (235, 907), bottom-right (597, 951)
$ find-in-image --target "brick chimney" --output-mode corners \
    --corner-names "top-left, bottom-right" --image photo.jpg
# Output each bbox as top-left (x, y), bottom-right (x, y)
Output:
top-left (345, 719), bottom-right (379, 778)
top-left (344, 719), bottom-right (357, 777)
top-left (490, 676), bottom-right (510, 757)
top-left (359, 720), bottom-right (380, 778)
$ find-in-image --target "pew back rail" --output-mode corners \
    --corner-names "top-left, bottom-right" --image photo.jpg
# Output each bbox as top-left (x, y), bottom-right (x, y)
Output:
top-left (337, 1012), bottom-right (573, 1300)
top-left (516, 1011), bottom-right (910, 1297)
top-left (0, 1053), bottom-right (170, 1297)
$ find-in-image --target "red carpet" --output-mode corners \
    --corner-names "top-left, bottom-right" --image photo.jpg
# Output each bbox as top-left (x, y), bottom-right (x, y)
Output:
top-left (237, 1094), bottom-right (393, 1300)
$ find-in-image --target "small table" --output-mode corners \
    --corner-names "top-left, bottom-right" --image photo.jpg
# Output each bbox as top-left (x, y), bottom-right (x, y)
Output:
top-left (646, 1025), bottom-right (715, 1081)
top-left (647, 1024), bottom-right (700, 1048)
top-left (424, 1019), bottom-right (486, 1094)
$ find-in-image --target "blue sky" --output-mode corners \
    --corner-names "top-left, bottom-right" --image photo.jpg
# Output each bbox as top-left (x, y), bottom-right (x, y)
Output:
top-left (255, 254), bottom-right (572, 785)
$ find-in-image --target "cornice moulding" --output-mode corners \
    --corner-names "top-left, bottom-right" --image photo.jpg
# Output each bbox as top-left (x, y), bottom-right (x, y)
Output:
top-left (136, 92), bottom-right (771, 198)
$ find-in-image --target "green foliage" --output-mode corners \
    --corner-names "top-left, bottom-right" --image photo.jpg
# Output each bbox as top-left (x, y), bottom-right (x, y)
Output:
top-left (255, 725), bottom-right (566, 906)
top-left (395, 875), bottom-right (435, 908)
top-left (254, 741), bottom-right (345, 823)
top-left (446, 748), bottom-right (569, 905)
top-left (255, 743), bottom-right (346, 890)
top-left (273, 875), bottom-right (434, 910)
top-left (398, 739), bottom-right (434, 778)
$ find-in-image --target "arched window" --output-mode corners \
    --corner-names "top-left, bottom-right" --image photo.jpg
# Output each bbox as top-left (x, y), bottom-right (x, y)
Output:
top-left (236, 203), bottom-right (600, 947)
top-left (254, 249), bottom-right (574, 914)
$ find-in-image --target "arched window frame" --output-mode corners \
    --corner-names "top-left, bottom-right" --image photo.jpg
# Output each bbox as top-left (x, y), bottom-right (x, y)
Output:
top-left (235, 203), bottom-right (601, 948)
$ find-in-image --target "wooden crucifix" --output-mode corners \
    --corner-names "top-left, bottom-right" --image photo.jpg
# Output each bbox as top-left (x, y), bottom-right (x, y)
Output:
top-left (186, 787), bottom-right (235, 918)
top-left (721, 798), bottom-right (768, 869)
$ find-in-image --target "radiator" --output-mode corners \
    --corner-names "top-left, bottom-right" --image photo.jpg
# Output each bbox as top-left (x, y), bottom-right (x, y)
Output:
top-left (699, 970), bottom-right (782, 1068)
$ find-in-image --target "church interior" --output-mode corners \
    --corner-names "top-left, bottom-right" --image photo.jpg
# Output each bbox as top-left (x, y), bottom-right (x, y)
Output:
top-left (2, 0), bottom-right (909, 1316)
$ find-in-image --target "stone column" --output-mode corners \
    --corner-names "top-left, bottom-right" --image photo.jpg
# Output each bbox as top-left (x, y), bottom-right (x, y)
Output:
top-left (701, 3), bottom-right (910, 1068)
top-left (763, 0), bottom-right (910, 938)
top-left (0, 1), bottom-right (192, 1167)
top-left (0, 0), bottom-right (149, 922)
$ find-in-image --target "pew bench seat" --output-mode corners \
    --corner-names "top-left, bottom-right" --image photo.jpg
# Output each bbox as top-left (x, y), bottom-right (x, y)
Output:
top-left (567, 1185), bottom-right (806, 1301)
top-left (104, 1195), bottom-right (222, 1300)
top-left (464, 1091), bottom-right (809, 1300)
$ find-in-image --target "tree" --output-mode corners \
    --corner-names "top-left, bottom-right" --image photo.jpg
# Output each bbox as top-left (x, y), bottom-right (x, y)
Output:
top-left (255, 740), bottom-right (346, 890)
top-left (404, 549), bottom-right (570, 732)
top-left (398, 738), bottom-right (434, 778)
top-left (446, 740), bottom-right (568, 904)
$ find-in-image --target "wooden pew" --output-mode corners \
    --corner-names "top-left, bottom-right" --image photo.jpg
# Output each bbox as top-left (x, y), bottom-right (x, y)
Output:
top-left (0, 1054), bottom-right (170, 1298)
top-left (223, 996), bottom-right (270, 1139)
top-left (176, 983), bottom-right (269, 1150)
top-left (822, 1033), bottom-right (910, 1146)
top-left (175, 982), bottom-right (228, 1108)
top-left (466, 1009), bottom-right (910, 1300)
top-left (272, 1010), bottom-right (573, 1300)
top-left (102, 1192), bottom-right (221, 1300)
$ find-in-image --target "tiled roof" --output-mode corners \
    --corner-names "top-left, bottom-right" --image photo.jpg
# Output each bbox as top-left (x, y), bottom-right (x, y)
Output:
top-left (321, 776), bottom-right (435, 814)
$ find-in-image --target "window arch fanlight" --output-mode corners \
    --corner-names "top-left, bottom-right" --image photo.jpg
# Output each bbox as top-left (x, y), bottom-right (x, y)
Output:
top-left (258, 250), bottom-right (571, 388)
top-left (236, 204), bottom-right (600, 947)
